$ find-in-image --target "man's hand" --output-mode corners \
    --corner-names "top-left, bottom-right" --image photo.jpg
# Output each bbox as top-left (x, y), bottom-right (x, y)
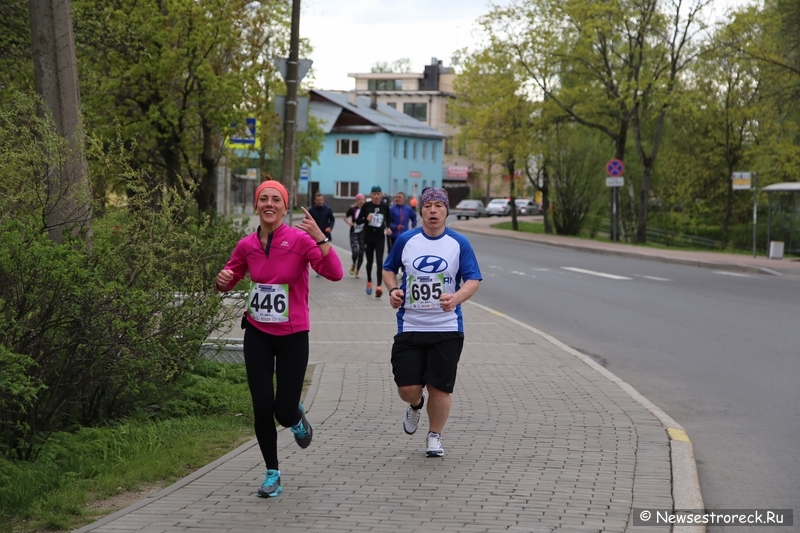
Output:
top-left (389, 288), bottom-right (404, 309)
top-left (438, 291), bottom-right (461, 313)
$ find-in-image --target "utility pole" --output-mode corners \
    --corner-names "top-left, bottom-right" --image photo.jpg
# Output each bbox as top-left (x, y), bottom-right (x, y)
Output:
top-left (29, 0), bottom-right (92, 243)
top-left (280, 0), bottom-right (301, 223)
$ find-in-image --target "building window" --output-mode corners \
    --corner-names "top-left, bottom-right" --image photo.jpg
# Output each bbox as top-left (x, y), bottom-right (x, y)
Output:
top-left (457, 138), bottom-right (467, 156)
top-left (393, 138), bottom-right (398, 158)
top-left (368, 79), bottom-right (403, 91)
top-left (403, 139), bottom-right (408, 159)
top-left (444, 136), bottom-right (453, 155)
top-left (387, 102), bottom-right (396, 109)
top-left (335, 181), bottom-right (359, 198)
top-left (403, 102), bottom-right (427, 121)
top-left (336, 138), bottom-right (360, 155)
top-left (413, 141), bottom-right (417, 160)
top-left (422, 142), bottom-right (427, 161)
top-left (432, 142), bottom-right (437, 162)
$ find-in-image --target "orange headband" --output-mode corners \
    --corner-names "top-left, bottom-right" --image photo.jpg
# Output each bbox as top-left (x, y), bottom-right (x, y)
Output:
top-left (254, 180), bottom-right (289, 208)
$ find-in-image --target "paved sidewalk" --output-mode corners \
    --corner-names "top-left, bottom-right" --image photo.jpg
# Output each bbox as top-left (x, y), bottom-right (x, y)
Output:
top-left (450, 215), bottom-right (800, 277)
top-left (75, 244), bottom-right (704, 533)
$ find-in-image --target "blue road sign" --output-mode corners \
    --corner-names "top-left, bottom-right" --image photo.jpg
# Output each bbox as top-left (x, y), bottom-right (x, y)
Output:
top-left (606, 158), bottom-right (624, 177)
top-left (228, 117), bottom-right (257, 146)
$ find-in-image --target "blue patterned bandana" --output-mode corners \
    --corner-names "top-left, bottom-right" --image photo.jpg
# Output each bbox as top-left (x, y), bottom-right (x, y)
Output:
top-left (420, 187), bottom-right (449, 214)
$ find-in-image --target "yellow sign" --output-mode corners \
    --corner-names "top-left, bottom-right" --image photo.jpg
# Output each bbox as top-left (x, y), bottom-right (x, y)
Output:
top-left (732, 172), bottom-right (751, 190)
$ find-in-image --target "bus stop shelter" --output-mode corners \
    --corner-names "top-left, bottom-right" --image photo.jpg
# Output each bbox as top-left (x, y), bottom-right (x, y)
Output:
top-left (764, 182), bottom-right (800, 256)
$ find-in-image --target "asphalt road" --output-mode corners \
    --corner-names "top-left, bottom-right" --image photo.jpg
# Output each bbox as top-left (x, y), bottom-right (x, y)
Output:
top-left (331, 220), bottom-right (799, 530)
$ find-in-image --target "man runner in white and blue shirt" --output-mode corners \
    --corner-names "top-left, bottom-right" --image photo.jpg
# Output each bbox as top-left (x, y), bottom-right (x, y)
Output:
top-left (382, 186), bottom-right (482, 457)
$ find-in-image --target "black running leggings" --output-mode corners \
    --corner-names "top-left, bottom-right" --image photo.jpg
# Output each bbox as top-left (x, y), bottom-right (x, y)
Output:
top-left (364, 237), bottom-right (385, 285)
top-left (349, 231), bottom-right (364, 271)
top-left (243, 325), bottom-right (308, 470)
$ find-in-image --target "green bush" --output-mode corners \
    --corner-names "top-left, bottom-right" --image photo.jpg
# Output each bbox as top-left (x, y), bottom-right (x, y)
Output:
top-left (0, 92), bottom-right (247, 461)
top-left (0, 361), bottom-right (253, 531)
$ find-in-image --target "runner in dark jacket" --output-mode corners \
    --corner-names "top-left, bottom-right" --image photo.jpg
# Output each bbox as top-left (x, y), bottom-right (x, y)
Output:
top-left (355, 185), bottom-right (391, 297)
top-left (308, 192), bottom-right (335, 241)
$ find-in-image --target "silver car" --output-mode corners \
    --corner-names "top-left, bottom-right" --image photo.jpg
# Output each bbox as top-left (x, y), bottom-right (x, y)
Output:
top-left (515, 198), bottom-right (542, 216)
top-left (485, 198), bottom-right (511, 216)
top-left (452, 199), bottom-right (487, 220)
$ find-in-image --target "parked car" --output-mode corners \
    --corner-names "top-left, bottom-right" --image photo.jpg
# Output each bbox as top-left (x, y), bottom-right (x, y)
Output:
top-left (485, 198), bottom-right (512, 216)
top-left (486, 198), bottom-right (542, 216)
top-left (515, 198), bottom-right (542, 216)
top-left (452, 199), bottom-right (487, 219)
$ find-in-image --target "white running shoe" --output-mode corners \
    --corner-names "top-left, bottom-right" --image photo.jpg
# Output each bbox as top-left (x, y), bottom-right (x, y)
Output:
top-left (402, 391), bottom-right (426, 435)
top-left (426, 432), bottom-right (444, 457)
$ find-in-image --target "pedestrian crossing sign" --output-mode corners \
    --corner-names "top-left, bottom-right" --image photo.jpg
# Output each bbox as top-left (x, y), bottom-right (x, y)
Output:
top-left (225, 118), bottom-right (261, 149)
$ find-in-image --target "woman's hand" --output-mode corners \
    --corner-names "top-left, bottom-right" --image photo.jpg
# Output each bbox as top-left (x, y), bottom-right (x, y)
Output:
top-left (295, 206), bottom-right (325, 241)
top-left (216, 269), bottom-right (234, 290)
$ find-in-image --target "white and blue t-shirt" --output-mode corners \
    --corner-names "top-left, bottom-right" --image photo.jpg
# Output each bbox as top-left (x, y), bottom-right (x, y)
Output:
top-left (383, 227), bottom-right (482, 332)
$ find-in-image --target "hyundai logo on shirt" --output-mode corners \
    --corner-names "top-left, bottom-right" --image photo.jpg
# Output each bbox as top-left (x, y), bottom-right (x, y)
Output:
top-left (413, 255), bottom-right (448, 273)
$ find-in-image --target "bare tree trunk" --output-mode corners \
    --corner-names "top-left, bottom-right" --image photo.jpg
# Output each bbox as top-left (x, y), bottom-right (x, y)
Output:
top-left (197, 118), bottom-right (217, 213)
top-left (722, 166), bottom-right (734, 249)
top-left (633, 109), bottom-right (667, 244)
top-left (506, 155), bottom-right (518, 231)
top-left (29, 0), bottom-right (92, 244)
top-left (541, 164), bottom-right (552, 234)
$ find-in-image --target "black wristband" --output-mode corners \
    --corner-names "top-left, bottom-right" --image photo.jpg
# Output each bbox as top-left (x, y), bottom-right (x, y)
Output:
top-left (388, 287), bottom-right (400, 294)
top-left (316, 237), bottom-right (330, 246)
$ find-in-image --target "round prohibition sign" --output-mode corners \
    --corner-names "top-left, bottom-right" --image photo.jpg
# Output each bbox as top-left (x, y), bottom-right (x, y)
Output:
top-left (606, 158), bottom-right (624, 177)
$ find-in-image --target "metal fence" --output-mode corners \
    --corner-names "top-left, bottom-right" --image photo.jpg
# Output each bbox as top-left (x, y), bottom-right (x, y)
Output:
top-left (200, 338), bottom-right (245, 364)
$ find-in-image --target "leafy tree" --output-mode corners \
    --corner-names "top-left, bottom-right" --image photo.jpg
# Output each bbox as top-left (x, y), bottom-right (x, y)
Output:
top-left (0, 0), bottom-right (34, 100)
top-left (482, 0), bottom-right (711, 242)
top-left (0, 92), bottom-right (244, 460)
top-left (450, 45), bottom-right (537, 231)
top-left (542, 122), bottom-right (607, 235)
top-left (72, 0), bottom-right (296, 212)
top-left (371, 58), bottom-right (413, 73)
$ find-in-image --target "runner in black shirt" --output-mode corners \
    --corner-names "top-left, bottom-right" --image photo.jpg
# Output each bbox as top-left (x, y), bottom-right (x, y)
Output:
top-left (355, 185), bottom-right (391, 297)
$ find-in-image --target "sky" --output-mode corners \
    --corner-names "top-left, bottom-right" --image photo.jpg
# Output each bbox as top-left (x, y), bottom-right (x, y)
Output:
top-left (300, 0), bottom-right (754, 92)
top-left (300, 0), bottom-right (509, 91)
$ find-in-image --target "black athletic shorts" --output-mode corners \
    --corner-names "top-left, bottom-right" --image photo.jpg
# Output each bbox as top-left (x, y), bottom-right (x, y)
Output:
top-left (391, 331), bottom-right (465, 394)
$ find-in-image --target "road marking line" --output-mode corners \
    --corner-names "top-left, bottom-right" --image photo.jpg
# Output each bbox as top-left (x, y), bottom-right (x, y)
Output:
top-left (712, 270), bottom-right (750, 277)
top-left (668, 428), bottom-right (690, 442)
top-left (510, 270), bottom-right (527, 276)
top-left (562, 267), bottom-right (632, 280)
top-left (639, 275), bottom-right (671, 282)
top-left (532, 267), bottom-right (551, 271)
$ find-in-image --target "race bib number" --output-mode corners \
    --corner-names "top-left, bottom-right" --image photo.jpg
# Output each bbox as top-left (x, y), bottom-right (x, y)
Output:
top-left (248, 283), bottom-right (289, 323)
top-left (407, 274), bottom-right (445, 309)
top-left (369, 213), bottom-right (384, 228)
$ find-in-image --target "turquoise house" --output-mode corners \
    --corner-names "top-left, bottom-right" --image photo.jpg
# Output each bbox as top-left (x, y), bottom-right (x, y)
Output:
top-left (307, 90), bottom-right (445, 211)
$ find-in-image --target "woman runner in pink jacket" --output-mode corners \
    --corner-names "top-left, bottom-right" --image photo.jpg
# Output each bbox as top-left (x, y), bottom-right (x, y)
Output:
top-left (215, 179), bottom-right (342, 498)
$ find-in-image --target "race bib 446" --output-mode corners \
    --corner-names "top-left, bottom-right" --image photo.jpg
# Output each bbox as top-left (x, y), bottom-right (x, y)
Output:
top-left (248, 283), bottom-right (290, 323)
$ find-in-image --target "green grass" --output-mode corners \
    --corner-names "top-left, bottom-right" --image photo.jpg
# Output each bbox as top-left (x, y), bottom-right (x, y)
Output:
top-left (0, 360), bottom-right (313, 533)
top-left (489, 220), bottom-right (784, 257)
top-left (491, 220), bottom-right (547, 234)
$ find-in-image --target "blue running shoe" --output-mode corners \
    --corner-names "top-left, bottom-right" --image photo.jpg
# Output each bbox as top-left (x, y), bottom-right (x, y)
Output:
top-left (257, 469), bottom-right (282, 498)
top-left (290, 403), bottom-right (313, 449)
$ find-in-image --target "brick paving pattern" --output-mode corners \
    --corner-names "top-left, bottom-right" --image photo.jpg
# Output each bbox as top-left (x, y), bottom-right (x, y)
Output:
top-left (76, 258), bottom-right (677, 533)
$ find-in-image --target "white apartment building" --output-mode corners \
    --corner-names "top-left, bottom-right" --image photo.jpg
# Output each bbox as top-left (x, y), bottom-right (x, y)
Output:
top-left (349, 58), bottom-right (486, 202)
